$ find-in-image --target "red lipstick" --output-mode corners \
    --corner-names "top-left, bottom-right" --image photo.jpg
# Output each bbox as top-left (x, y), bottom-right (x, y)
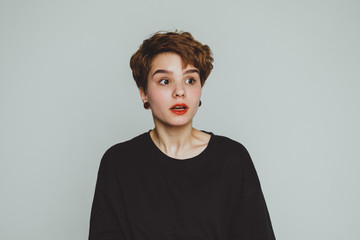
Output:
top-left (169, 103), bottom-right (189, 115)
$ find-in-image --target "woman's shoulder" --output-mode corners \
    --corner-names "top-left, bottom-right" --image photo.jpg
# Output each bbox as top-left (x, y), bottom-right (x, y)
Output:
top-left (211, 132), bottom-right (248, 152)
top-left (210, 132), bottom-right (255, 169)
top-left (103, 131), bottom-right (150, 157)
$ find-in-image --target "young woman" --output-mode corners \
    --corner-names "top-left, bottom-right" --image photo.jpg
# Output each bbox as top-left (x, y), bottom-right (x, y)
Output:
top-left (89, 31), bottom-right (276, 240)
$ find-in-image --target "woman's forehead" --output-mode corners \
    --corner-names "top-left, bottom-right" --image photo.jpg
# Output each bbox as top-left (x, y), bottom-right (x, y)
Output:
top-left (150, 53), bottom-right (197, 73)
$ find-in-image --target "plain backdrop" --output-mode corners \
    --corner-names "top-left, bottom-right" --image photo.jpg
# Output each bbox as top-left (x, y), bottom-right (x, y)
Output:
top-left (1, 0), bottom-right (359, 239)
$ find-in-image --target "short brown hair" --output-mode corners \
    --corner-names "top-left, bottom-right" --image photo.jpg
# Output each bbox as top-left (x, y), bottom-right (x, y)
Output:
top-left (130, 31), bottom-right (213, 91)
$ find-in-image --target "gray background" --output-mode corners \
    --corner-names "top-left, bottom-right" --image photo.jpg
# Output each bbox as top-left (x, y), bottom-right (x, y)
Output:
top-left (1, 0), bottom-right (359, 239)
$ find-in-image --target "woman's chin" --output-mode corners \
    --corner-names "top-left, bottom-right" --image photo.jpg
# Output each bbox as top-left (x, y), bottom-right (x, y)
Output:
top-left (154, 117), bottom-right (193, 128)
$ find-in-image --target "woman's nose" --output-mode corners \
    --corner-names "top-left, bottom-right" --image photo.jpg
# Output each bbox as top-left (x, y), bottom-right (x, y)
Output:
top-left (173, 83), bottom-right (186, 98)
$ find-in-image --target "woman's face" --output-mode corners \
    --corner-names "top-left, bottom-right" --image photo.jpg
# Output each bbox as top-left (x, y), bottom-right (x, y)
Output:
top-left (140, 52), bottom-right (202, 128)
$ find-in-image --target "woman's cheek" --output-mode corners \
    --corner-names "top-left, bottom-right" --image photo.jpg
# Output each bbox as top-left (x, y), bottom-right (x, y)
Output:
top-left (149, 90), bottom-right (169, 105)
top-left (190, 88), bottom-right (202, 99)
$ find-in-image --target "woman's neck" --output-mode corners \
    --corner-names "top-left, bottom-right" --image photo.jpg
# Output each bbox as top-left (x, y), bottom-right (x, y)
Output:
top-left (150, 123), bottom-right (210, 159)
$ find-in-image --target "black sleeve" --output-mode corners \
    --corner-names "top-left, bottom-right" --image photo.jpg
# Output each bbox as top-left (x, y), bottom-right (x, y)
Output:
top-left (229, 147), bottom-right (276, 240)
top-left (89, 149), bottom-right (125, 240)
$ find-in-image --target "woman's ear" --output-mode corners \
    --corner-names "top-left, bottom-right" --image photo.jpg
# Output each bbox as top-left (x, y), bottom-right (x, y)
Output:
top-left (139, 87), bottom-right (147, 103)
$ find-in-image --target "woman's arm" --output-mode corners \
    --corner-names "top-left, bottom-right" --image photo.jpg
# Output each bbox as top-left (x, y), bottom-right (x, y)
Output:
top-left (229, 147), bottom-right (276, 240)
top-left (89, 150), bottom-right (125, 240)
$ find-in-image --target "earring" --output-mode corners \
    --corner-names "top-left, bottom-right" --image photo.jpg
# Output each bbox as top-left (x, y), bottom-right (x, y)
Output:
top-left (199, 100), bottom-right (202, 107)
top-left (143, 102), bottom-right (150, 109)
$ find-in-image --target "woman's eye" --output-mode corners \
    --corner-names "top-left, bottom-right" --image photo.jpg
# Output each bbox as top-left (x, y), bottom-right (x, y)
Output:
top-left (186, 78), bottom-right (196, 84)
top-left (159, 79), bottom-right (169, 85)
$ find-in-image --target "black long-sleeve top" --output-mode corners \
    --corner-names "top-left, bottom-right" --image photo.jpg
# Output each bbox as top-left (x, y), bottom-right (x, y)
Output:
top-left (89, 131), bottom-right (276, 240)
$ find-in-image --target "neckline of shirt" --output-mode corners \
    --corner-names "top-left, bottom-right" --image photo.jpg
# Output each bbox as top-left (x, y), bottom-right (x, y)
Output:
top-left (145, 130), bottom-right (215, 165)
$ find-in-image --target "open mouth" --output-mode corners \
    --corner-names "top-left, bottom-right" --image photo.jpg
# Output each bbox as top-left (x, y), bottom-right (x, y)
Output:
top-left (170, 104), bottom-right (189, 115)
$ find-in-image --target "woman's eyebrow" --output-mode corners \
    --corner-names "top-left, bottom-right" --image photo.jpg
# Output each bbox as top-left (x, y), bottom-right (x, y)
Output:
top-left (184, 69), bottom-right (200, 74)
top-left (152, 69), bottom-right (173, 77)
